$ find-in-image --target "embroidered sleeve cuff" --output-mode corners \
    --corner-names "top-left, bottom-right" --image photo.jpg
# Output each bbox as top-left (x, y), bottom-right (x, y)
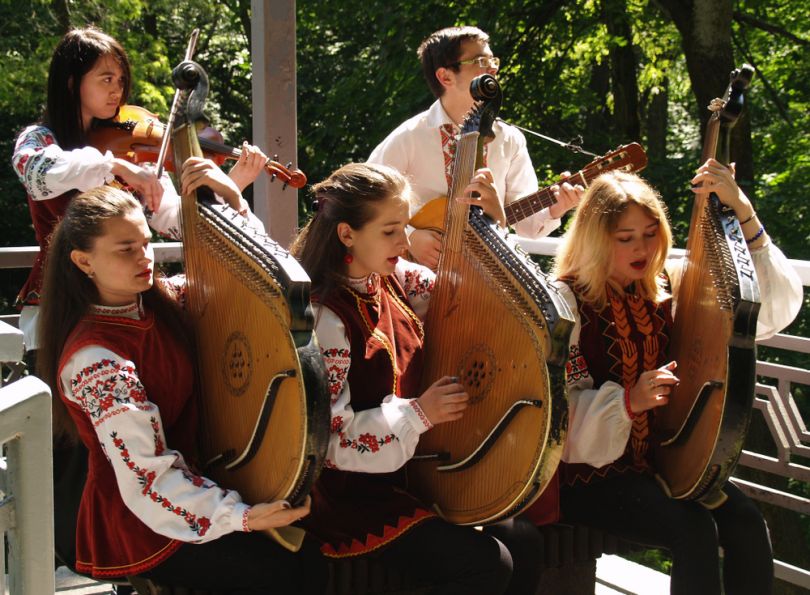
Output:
top-left (241, 505), bottom-right (253, 532)
top-left (380, 394), bottom-right (430, 436)
top-left (228, 502), bottom-right (251, 533)
top-left (408, 399), bottom-right (433, 431)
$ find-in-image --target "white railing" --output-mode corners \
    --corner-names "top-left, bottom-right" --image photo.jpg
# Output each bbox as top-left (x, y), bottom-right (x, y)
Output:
top-left (0, 370), bottom-right (55, 595)
top-left (2, 239), bottom-right (809, 590)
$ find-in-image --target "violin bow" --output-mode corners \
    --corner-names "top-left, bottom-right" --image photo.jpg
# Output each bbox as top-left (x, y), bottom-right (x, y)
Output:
top-left (156, 28), bottom-right (200, 178)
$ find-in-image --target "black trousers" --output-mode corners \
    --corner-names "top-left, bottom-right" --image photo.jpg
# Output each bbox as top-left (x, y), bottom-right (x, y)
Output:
top-left (561, 474), bottom-right (773, 595)
top-left (368, 517), bottom-right (513, 595)
top-left (483, 516), bottom-right (545, 595)
top-left (138, 531), bottom-right (328, 595)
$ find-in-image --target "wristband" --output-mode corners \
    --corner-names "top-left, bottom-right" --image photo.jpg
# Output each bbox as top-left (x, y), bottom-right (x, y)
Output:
top-left (624, 387), bottom-right (637, 420)
top-left (745, 225), bottom-right (765, 244)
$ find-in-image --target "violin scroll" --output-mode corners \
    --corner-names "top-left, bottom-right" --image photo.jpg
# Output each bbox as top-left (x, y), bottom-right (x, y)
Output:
top-left (266, 156), bottom-right (306, 189)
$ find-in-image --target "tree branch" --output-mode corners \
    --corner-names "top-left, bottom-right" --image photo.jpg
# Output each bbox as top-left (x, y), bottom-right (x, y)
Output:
top-left (732, 28), bottom-right (793, 125)
top-left (733, 11), bottom-right (809, 46)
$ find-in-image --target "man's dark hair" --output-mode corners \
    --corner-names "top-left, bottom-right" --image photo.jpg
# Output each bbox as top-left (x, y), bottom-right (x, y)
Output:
top-left (417, 26), bottom-right (489, 98)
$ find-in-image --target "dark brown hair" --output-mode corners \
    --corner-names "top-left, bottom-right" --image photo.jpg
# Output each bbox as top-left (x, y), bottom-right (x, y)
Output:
top-left (43, 27), bottom-right (131, 148)
top-left (290, 162), bottom-right (409, 303)
top-left (417, 26), bottom-right (489, 98)
top-left (37, 187), bottom-right (187, 444)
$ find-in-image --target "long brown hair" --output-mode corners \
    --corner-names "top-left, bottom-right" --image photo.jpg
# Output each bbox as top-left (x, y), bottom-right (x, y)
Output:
top-left (290, 162), bottom-right (410, 303)
top-left (43, 27), bottom-right (131, 148)
top-left (38, 186), bottom-right (187, 444)
top-left (554, 171), bottom-right (673, 310)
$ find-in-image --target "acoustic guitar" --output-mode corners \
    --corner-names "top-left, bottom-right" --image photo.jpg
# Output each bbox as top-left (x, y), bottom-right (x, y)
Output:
top-left (409, 143), bottom-right (648, 234)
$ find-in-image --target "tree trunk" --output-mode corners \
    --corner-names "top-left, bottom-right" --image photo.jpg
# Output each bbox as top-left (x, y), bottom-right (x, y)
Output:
top-left (645, 78), bottom-right (669, 165)
top-left (585, 59), bottom-right (612, 150)
top-left (603, 0), bottom-right (641, 141)
top-left (656, 0), bottom-right (755, 198)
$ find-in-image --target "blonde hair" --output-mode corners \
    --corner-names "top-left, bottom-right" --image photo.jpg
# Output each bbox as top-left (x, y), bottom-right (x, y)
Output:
top-left (554, 171), bottom-right (673, 310)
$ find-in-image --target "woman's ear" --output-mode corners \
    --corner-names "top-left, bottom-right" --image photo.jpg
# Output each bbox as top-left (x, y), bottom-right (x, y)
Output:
top-left (70, 249), bottom-right (92, 277)
top-left (336, 222), bottom-right (354, 248)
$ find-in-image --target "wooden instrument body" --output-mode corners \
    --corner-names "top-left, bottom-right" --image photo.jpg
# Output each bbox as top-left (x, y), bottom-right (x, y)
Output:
top-left (652, 64), bottom-right (759, 507)
top-left (408, 143), bottom-right (648, 233)
top-left (171, 69), bottom-right (329, 506)
top-left (409, 209), bottom-right (572, 524)
top-left (408, 76), bottom-right (573, 525)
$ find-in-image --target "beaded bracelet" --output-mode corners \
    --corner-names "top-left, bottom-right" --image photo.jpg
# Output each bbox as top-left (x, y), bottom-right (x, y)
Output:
top-left (745, 225), bottom-right (766, 244)
top-left (739, 210), bottom-right (757, 225)
top-left (624, 387), bottom-right (637, 420)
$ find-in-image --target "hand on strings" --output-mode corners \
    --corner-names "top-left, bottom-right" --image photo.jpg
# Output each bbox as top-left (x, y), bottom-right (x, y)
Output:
top-left (111, 158), bottom-right (164, 213)
top-left (246, 496), bottom-right (311, 532)
top-left (417, 376), bottom-right (470, 425)
top-left (548, 171), bottom-right (584, 219)
top-left (690, 159), bottom-right (753, 219)
top-left (628, 361), bottom-right (679, 414)
top-left (457, 168), bottom-right (506, 228)
top-left (228, 142), bottom-right (268, 192)
top-left (181, 156), bottom-right (248, 215)
top-left (408, 229), bottom-right (443, 270)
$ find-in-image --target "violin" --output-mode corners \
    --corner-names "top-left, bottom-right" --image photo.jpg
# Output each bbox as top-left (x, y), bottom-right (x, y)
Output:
top-left (88, 104), bottom-right (306, 188)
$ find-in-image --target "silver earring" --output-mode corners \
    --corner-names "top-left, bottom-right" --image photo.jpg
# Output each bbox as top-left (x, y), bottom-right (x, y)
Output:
top-left (87, 271), bottom-right (95, 279)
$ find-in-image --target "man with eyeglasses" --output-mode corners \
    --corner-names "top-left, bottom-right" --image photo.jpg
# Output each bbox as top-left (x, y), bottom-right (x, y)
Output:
top-left (368, 25), bottom-right (580, 270)
top-left (369, 25), bottom-right (577, 595)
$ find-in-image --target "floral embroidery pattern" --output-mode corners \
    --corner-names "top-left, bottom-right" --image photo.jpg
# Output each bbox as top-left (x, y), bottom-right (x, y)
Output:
top-left (566, 344), bottom-right (590, 383)
top-left (71, 358), bottom-right (148, 424)
top-left (150, 417), bottom-right (165, 455)
top-left (110, 431), bottom-right (212, 537)
top-left (402, 269), bottom-right (434, 302)
top-left (345, 432), bottom-right (397, 454)
top-left (14, 127), bottom-right (58, 198)
top-left (322, 347), bottom-right (350, 404)
top-left (330, 416), bottom-right (398, 454)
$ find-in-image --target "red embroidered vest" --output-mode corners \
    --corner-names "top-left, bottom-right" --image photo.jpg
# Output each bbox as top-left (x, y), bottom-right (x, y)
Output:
top-left (306, 275), bottom-right (434, 557)
top-left (58, 307), bottom-right (197, 578)
top-left (17, 190), bottom-right (77, 306)
top-left (562, 280), bottom-right (673, 487)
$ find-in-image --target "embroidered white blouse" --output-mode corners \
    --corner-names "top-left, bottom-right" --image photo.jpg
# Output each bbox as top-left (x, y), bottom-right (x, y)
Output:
top-left (561, 240), bottom-right (804, 468)
top-left (313, 259), bottom-right (436, 474)
top-left (13, 125), bottom-right (266, 350)
top-left (368, 99), bottom-right (560, 239)
top-left (59, 298), bottom-right (251, 543)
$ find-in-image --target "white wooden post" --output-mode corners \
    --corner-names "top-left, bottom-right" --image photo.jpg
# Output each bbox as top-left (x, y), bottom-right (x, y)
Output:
top-left (0, 376), bottom-right (55, 595)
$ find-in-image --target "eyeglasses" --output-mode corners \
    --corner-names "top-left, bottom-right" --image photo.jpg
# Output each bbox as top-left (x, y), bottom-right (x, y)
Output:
top-left (453, 56), bottom-right (500, 70)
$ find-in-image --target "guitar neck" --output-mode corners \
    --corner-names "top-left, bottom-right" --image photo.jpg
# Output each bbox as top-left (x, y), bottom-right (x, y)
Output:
top-left (504, 143), bottom-right (647, 227)
top-left (504, 186), bottom-right (558, 226)
top-left (505, 168), bottom-right (592, 227)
